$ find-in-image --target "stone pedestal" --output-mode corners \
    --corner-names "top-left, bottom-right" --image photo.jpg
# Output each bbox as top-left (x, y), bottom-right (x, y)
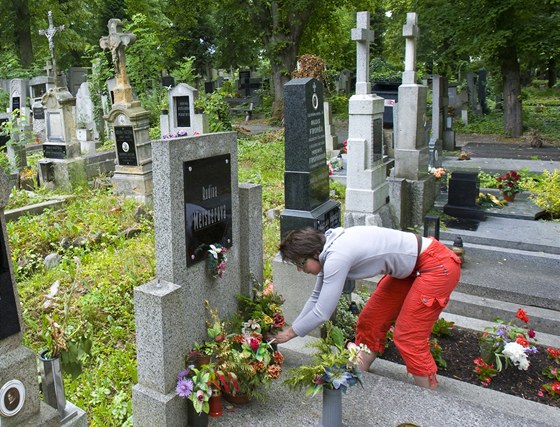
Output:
top-left (344, 93), bottom-right (391, 227)
top-left (107, 101), bottom-right (153, 203)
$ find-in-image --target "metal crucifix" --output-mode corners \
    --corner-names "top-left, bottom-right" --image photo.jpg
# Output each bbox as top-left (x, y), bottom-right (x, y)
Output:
top-left (38, 11), bottom-right (65, 88)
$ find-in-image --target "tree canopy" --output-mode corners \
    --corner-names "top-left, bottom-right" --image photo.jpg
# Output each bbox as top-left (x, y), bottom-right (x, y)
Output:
top-left (1, 0), bottom-right (559, 133)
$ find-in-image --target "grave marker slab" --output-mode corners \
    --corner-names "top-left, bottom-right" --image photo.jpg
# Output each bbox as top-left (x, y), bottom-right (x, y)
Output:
top-left (168, 83), bottom-right (198, 136)
top-left (280, 78), bottom-right (340, 237)
top-left (114, 125), bottom-right (138, 166)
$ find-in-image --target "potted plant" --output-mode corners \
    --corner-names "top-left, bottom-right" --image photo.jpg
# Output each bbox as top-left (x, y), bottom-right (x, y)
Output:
top-left (429, 167), bottom-right (448, 192)
top-left (496, 170), bottom-right (523, 202)
top-left (284, 322), bottom-right (370, 427)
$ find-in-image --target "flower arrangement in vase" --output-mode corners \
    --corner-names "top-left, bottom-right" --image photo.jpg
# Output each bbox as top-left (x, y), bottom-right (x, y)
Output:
top-left (200, 294), bottom-right (285, 402)
top-left (283, 322), bottom-right (370, 396)
top-left (496, 170), bottom-right (523, 202)
top-left (207, 244), bottom-right (227, 279)
top-left (472, 308), bottom-right (538, 385)
top-left (429, 167), bottom-right (448, 191)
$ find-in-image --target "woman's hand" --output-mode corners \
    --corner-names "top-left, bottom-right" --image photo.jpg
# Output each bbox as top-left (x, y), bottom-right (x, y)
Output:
top-left (267, 326), bottom-right (297, 344)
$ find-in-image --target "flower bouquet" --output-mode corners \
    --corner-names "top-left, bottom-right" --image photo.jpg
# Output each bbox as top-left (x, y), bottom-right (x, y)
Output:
top-left (207, 244), bottom-right (227, 279)
top-left (473, 308), bottom-right (538, 385)
top-left (202, 301), bottom-right (285, 401)
top-left (234, 275), bottom-right (286, 336)
top-left (176, 364), bottom-right (214, 414)
top-left (284, 322), bottom-right (369, 397)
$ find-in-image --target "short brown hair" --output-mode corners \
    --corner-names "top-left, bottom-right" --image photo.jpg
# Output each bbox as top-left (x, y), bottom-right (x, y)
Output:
top-left (279, 227), bottom-right (326, 263)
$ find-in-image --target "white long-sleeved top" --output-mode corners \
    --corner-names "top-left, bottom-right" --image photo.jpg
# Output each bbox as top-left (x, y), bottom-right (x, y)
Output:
top-left (291, 226), bottom-right (418, 337)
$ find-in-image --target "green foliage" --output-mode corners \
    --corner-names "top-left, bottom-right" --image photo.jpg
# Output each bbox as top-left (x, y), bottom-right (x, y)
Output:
top-left (284, 322), bottom-right (365, 397)
top-left (194, 92), bottom-right (232, 132)
top-left (431, 318), bottom-right (455, 338)
top-left (0, 88), bottom-right (8, 111)
top-left (170, 56), bottom-right (200, 86)
top-left (525, 169), bottom-right (560, 219)
top-left (327, 93), bottom-right (349, 119)
top-left (124, 13), bottom-right (176, 95)
top-left (370, 57), bottom-right (401, 84)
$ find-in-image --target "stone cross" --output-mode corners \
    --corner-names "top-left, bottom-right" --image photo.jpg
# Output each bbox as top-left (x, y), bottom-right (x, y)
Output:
top-left (99, 19), bottom-right (137, 105)
top-left (351, 11), bottom-right (374, 95)
top-left (402, 12), bottom-right (419, 84)
top-left (38, 11), bottom-right (65, 88)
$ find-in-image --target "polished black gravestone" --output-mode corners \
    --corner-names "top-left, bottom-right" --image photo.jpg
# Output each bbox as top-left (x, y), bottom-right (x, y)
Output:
top-left (0, 217), bottom-right (20, 340)
top-left (184, 154), bottom-right (233, 267)
top-left (443, 171), bottom-right (485, 230)
top-left (115, 125), bottom-right (138, 166)
top-left (280, 78), bottom-right (340, 238)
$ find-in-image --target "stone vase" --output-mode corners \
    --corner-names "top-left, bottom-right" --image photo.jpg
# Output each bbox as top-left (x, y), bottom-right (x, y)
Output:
top-left (318, 388), bottom-right (346, 427)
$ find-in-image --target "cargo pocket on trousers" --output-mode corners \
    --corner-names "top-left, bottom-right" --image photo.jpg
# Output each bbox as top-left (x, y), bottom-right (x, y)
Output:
top-left (420, 294), bottom-right (449, 308)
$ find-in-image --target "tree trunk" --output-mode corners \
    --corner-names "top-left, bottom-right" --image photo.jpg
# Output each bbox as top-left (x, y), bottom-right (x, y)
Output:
top-left (547, 58), bottom-right (556, 88)
top-left (267, 0), bottom-right (311, 121)
top-left (13, 0), bottom-right (33, 67)
top-left (500, 47), bottom-right (522, 137)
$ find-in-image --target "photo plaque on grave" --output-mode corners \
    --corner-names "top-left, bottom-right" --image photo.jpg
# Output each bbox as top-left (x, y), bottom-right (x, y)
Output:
top-left (184, 154), bottom-right (232, 267)
top-left (0, 220), bottom-right (21, 340)
top-left (114, 126), bottom-right (138, 166)
top-left (43, 144), bottom-right (67, 159)
top-left (175, 96), bottom-right (191, 128)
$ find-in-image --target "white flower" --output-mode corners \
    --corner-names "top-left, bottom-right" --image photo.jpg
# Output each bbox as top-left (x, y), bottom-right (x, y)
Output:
top-left (208, 244), bottom-right (222, 259)
top-left (503, 342), bottom-right (530, 370)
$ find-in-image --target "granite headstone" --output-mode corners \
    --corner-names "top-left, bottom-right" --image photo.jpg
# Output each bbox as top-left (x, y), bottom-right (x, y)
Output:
top-left (280, 78), bottom-right (340, 238)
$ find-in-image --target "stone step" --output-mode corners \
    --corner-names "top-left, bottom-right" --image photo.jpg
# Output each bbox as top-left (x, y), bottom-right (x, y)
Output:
top-left (445, 291), bottom-right (560, 336)
top-left (445, 241), bottom-right (560, 312)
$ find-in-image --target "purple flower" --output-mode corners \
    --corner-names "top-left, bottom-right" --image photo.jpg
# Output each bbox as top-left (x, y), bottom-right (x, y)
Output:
top-left (176, 378), bottom-right (194, 398)
top-left (177, 368), bottom-right (190, 381)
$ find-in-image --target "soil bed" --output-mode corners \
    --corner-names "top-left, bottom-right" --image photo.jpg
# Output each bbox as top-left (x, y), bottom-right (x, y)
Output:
top-left (379, 326), bottom-right (559, 408)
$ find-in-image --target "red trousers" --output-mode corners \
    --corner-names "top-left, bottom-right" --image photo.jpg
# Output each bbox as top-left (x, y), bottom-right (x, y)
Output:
top-left (356, 238), bottom-right (461, 377)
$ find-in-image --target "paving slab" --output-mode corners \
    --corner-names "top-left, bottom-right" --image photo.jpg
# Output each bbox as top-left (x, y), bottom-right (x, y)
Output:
top-left (206, 337), bottom-right (560, 427)
top-left (459, 141), bottom-right (560, 161)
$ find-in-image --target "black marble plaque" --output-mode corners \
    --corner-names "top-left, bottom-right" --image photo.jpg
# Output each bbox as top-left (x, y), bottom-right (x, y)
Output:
top-left (114, 126), bottom-right (138, 166)
top-left (0, 118), bottom-right (9, 148)
top-left (43, 144), bottom-right (67, 159)
top-left (184, 154), bottom-right (233, 267)
top-left (33, 107), bottom-right (45, 120)
top-left (175, 96), bottom-right (191, 128)
top-left (11, 97), bottom-right (20, 114)
top-left (0, 220), bottom-right (21, 340)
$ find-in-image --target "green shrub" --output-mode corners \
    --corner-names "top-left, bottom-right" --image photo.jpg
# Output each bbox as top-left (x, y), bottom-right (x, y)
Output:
top-left (525, 169), bottom-right (560, 219)
top-left (195, 91), bottom-right (232, 132)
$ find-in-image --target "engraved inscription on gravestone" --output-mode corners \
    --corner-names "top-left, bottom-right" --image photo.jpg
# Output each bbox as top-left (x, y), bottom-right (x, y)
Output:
top-left (184, 154), bottom-right (232, 267)
top-left (0, 219), bottom-right (21, 340)
top-left (175, 96), bottom-right (191, 128)
top-left (47, 111), bottom-right (64, 141)
top-left (43, 144), bottom-right (67, 159)
top-left (33, 106), bottom-right (45, 120)
top-left (11, 97), bottom-right (20, 113)
top-left (114, 126), bottom-right (138, 166)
